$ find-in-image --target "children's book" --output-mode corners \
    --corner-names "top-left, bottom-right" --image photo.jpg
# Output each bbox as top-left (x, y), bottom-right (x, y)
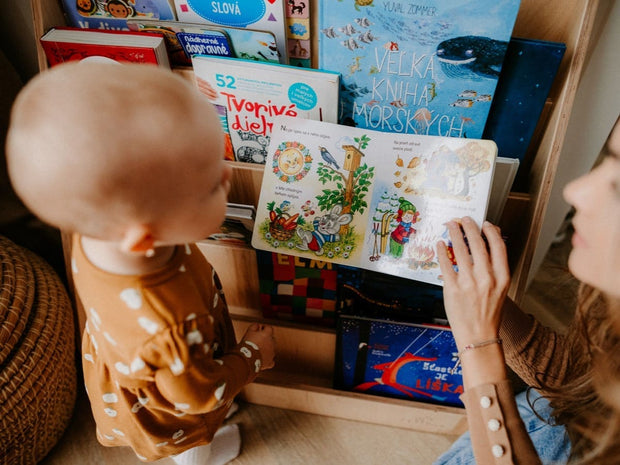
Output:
top-left (486, 157), bottom-right (519, 224)
top-left (206, 219), bottom-right (253, 246)
top-left (127, 19), bottom-right (281, 66)
top-left (285, 0), bottom-right (311, 67)
top-left (335, 315), bottom-right (463, 407)
top-left (318, 0), bottom-right (521, 138)
top-left (173, 0), bottom-right (288, 63)
top-left (256, 251), bottom-right (338, 327)
top-left (225, 202), bottom-right (256, 231)
top-left (40, 27), bottom-right (170, 67)
top-left (251, 116), bottom-right (497, 287)
top-left (482, 38), bottom-right (566, 163)
top-left (61, 0), bottom-right (176, 31)
top-left (205, 203), bottom-right (255, 246)
top-left (191, 55), bottom-right (340, 163)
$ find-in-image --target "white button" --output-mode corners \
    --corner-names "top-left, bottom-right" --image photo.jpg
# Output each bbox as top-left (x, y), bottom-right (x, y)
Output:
top-left (480, 396), bottom-right (492, 408)
top-left (491, 444), bottom-right (505, 458)
top-left (488, 419), bottom-right (501, 431)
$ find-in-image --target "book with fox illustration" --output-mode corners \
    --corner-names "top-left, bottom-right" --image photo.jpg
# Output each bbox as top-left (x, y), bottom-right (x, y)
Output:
top-left (251, 116), bottom-right (497, 286)
top-left (318, 0), bottom-right (521, 139)
top-left (335, 314), bottom-right (463, 406)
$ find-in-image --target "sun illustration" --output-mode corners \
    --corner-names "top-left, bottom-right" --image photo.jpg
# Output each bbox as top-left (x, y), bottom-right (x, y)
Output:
top-left (272, 141), bottom-right (312, 183)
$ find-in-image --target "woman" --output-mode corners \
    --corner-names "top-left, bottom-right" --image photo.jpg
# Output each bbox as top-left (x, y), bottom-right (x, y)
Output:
top-left (434, 117), bottom-right (620, 465)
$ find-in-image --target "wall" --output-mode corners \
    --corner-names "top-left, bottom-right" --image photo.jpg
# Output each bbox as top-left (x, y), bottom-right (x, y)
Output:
top-left (528, 0), bottom-right (620, 285)
top-left (0, 3), bottom-right (66, 276)
top-left (0, 0), bottom-right (38, 82)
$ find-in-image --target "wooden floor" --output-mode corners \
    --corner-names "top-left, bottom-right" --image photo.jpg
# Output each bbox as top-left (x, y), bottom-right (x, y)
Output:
top-left (38, 230), bottom-right (576, 465)
top-left (40, 391), bottom-right (457, 465)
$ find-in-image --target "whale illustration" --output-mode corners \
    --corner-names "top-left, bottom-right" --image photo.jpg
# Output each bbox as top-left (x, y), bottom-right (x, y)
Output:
top-left (436, 36), bottom-right (508, 80)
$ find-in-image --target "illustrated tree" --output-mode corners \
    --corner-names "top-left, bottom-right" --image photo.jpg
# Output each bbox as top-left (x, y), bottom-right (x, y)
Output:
top-left (316, 134), bottom-right (374, 233)
top-left (453, 142), bottom-right (493, 197)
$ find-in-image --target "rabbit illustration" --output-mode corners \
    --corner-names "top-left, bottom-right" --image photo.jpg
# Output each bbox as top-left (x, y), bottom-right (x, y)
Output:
top-left (297, 204), bottom-right (352, 255)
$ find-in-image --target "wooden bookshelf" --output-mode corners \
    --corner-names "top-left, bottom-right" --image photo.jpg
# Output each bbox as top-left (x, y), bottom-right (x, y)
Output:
top-left (32, 0), bottom-right (600, 434)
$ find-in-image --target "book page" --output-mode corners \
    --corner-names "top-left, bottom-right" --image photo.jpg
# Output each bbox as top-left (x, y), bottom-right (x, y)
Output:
top-left (252, 116), bottom-right (497, 286)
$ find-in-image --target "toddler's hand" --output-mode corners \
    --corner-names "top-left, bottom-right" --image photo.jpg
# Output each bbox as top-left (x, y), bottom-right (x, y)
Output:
top-left (243, 323), bottom-right (275, 370)
top-left (196, 76), bottom-right (218, 100)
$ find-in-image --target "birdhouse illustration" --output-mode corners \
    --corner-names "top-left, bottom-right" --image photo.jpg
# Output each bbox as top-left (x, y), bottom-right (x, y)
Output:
top-left (342, 145), bottom-right (363, 172)
top-left (314, 135), bottom-right (373, 240)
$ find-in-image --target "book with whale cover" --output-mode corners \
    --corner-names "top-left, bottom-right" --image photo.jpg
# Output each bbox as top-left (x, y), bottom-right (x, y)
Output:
top-left (318, 0), bottom-right (521, 139)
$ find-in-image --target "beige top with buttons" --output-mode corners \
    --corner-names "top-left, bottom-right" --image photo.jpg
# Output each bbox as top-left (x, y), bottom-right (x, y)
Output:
top-left (72, 236), bottom-right (261, 461)
top-left (461, 303), bottom-right (575, 464)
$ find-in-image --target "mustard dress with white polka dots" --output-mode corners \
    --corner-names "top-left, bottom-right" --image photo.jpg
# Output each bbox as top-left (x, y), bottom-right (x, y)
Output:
top-left (72, 235), bottom-right (261, 461)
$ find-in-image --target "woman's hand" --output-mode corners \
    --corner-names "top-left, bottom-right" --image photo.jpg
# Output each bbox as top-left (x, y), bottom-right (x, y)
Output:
top-left (436, 217), bottom-right (510, 351)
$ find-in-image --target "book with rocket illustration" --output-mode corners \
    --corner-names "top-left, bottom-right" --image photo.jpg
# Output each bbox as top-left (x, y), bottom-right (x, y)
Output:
top-left (335, 314), bottom-right (463, 407)
top-left (251, 116), bottom-right (497, 287)
top-left (318, 0), bottom-right (521, 139)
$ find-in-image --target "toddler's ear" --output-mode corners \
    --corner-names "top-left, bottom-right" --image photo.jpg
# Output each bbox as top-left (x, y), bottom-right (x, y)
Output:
top-left (120, 224), bottom-right (155, 254)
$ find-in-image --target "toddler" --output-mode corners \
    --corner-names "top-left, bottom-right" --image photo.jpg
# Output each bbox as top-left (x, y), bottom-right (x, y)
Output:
top-left (6, 62), bottom-right (275, 464)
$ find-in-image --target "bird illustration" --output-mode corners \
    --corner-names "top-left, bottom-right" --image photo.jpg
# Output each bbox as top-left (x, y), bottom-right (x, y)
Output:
top-left (318, 146), bottom-right (340, 169)
top-left (279, 200), bottom-right (292, 212)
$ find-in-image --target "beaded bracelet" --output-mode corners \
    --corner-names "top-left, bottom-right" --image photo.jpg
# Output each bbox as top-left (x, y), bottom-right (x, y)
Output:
top-left (449, 338), bottom-right (502, 375)
top-left (458, 338), bottom-right (502, 358)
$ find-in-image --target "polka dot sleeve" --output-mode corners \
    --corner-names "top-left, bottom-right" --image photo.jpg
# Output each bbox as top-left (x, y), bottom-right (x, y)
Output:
top-left (141, 318), bottom-right (261, 415)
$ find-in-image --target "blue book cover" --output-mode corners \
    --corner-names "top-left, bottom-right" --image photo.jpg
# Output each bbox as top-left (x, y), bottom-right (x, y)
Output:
top-left (128, 19), bottom-right (282, 66)
top-left (318, 0), bottom-right (521, 138)
top-left (61, 0), bottom-right (176, 30)
top-left (335, 315), bottom-right (463, 407)
top-left (482, 37), bottom-right (566, 164)
top-left (174, 0), bottom-right (289, 63)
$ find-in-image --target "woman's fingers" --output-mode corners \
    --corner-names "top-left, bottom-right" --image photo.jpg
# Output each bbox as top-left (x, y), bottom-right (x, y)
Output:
top-left (442, 218), bottom-right (509, 291)
top-left (482, 221), bottom-right (510, 288)
top-left (460, 217), bottom-right (490, 270)
top-left (446, 220), bottom-right (472, 273)
top-left (437, 239), bottom-right (458, 285)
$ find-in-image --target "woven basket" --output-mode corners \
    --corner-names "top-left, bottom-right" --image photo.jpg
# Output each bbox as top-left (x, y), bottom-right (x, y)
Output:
top-left (0, 235), bottom-right (77, 465)
top-left (269, 223), bottom-right (295, 241)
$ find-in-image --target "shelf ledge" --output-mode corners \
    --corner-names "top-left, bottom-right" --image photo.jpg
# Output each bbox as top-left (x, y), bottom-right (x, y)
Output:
top-left (241, 371), bottom-right (467, 435)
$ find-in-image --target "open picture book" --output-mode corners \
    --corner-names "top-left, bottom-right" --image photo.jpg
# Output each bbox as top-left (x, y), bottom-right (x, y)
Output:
top-left (252, 116), bottom-right (497, 286)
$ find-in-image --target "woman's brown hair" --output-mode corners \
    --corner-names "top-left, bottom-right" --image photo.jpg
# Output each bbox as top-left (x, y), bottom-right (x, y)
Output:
top-left (544, 284), bottom-right (620, 464)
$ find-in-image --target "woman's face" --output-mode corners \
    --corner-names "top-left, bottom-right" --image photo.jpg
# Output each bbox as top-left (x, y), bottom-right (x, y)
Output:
top-left (563, 121), bottom-right (620, 297)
